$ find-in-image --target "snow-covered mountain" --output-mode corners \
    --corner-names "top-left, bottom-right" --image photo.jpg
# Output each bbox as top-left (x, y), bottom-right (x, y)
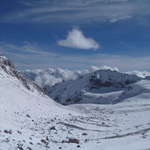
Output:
top-left (22, 66), bottom-right (150, 89)
top-left (1, 54), bottom-right (150, 150)
top-left (21, 66), bottom-right (119, 88)
top-left (0, 53), bottom-right (79, 122)
top-left (44, 69), bottom-right (143, 105)
top-left (0, 54), bottom-right (80, 149)
top-left (22, 66), bottom-right (150, 105)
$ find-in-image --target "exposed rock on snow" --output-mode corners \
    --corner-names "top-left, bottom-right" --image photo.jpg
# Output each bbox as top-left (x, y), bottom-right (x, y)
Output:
top-left (1, 54), bottom-right (150, 150)
top-left (21, 66), bottom-right (119, 88)
top-left (0, 54), bottom-right (45, 94)
top-left (44, 69), bottom-right (142, 105)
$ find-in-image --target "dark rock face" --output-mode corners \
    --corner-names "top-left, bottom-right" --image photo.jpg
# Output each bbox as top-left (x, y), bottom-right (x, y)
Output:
top-left (4, 129), bottom-right (12, 134)
top-left (89, 70), bottom-right (141, 88)
top-left (0, 54), bottom-right (15, 73)
top-left (62, 138), bottom-right (79, 144)
top-left (2, 59), bottom-right (14, 69)
top-left (0, 54), bottom-right (14, 68)
top-left (68, 138), bottom-right (79, 144)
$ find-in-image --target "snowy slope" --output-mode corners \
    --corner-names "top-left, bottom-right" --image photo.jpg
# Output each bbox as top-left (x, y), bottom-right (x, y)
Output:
top-left (1, 54), bottom-right (150, 150)
top-left (0, 54), bottom-right (80, 149)
top-left (45, 69), bottom-right (142, 105)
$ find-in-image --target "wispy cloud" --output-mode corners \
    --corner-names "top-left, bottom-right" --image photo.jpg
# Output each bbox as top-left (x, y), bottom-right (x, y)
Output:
top-left (0, 41), bottom-right (53, 55)
top-left (1, 41), bottom-right (150, 71)
top-left (110, 15), bottom-right (132, 23)
top-left (54, 53), bottom-right (150, 71)
top-left (1, 0), bottom-right (150, 23)
top-left (119, 42), bottom-right (135, 49)
top-left (57, 28), bottom-right (99, 50)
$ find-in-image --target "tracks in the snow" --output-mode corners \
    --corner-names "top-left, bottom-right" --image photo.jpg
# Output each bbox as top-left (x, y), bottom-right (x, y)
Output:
top-left (58, 121), bottom-right (110, 132)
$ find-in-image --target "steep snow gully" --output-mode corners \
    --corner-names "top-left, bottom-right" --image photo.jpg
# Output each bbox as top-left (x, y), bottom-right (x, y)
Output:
top-left (0, 54), bottom-right (150, 150)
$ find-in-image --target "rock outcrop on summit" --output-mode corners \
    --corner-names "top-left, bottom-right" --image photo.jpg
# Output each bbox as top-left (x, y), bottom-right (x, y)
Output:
top-left (44, 69), bottom-right (143, 105)
top-left (0, 54), bottom-right (45, 94)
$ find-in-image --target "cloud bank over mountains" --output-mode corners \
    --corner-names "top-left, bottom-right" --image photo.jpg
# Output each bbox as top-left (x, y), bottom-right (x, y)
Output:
top-left (57, 28), bottom-right (99, 50)
top-left (22, 66), bottom-right (150, 89)
top-left (22, 66), bottom-right (101, 88)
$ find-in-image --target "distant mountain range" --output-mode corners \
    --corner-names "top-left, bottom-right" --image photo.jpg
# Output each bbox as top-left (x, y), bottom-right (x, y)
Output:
top-left (22, 65), bottom-right (150, 105)
top-left (22, 66), bottom-right (150, 89)
top-left (44, 69), bottom-right (145, 105)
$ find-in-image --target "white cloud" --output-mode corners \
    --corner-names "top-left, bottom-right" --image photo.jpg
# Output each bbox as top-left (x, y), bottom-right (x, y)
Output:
top-left (23, 64), bottom-right (150, 89)
top-left (119, 41), bottom-right (135, 49)
top-left (126, 70), bottom-right (150, 78)
top-left (57, 28), bottom-right (99, 50)
top-left (1, 42), bottom-right (150, 72)
top-left (0, 41), bottom-right (53, 55)
top-left (24, 67), bottom-right (86, 88)
top-left (23, 65), bottom-right (119, 88)
top-left (110, 15), bottom-right (132, 23)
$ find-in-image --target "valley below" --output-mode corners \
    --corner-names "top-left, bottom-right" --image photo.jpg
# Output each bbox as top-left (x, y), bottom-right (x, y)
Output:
top-left (1, 99), bottom-right (150, 150)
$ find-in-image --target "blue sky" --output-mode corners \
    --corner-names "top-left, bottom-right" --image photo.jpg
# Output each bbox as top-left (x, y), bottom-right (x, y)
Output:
top-left (0, 0), bottom-right (150, 71)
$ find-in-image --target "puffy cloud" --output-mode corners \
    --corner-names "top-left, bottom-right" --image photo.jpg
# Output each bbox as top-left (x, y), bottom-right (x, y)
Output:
top-left (24, 68), bottom-right (81, 88)
top-left (57, 28), bottom-right (99, 50)
top-left (34, 73), bottom-right (62, 88)
top-left (23, 66), bottom-right (150, 89)
top-left (126, 71), bottom-right (150, 78)
top-left (22, 65), bottom-right (120, 88)
top-left (89, 66), bottom-right (100, 72)
top-left (100, 66), bottom-right (119, 71)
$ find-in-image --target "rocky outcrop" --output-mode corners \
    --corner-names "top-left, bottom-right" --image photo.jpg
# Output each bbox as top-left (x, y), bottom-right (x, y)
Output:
top-left (0, 54), bottom-right (45, 95)
top-left (89, 69), bottom-right (141, 88)
top-left (45, 69), bottom-right (143, 105)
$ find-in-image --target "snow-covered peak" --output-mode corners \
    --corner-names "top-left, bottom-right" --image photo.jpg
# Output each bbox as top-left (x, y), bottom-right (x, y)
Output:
top-left (0, 54), bottom-right (15, 72)
top-left (45, 69), bottom-right (142, 105)
top-left (21, 66), bottom-right (119, 88)
top-left (0, 53), bottom-right (7, 62)
top-left (0, 54), bottom-right (46, 95)
top-left (90, 69), bottom-right (141, 88)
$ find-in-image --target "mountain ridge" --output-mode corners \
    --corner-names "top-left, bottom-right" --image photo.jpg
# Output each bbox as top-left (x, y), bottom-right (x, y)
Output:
top-left (1, 54), bottom-right (150, 150)
top-left (44, 69), bottom-right (143, 105)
